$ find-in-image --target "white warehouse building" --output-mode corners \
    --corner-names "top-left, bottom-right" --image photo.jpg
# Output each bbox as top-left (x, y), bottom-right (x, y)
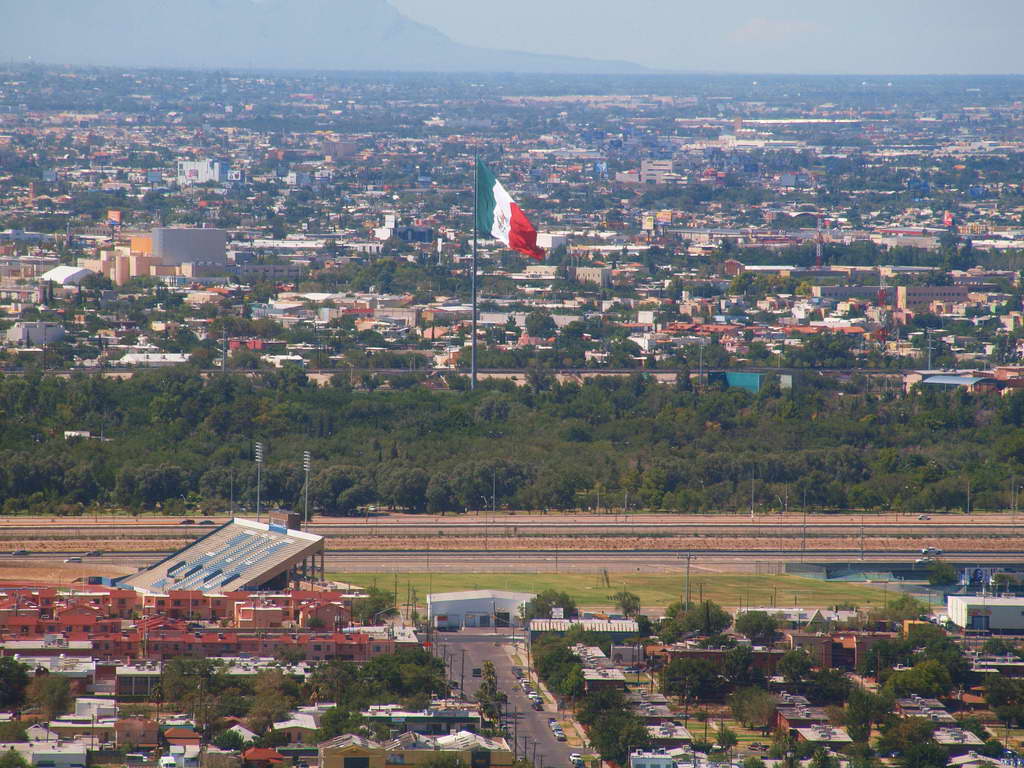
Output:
top-left (947, 595), bottom-right (1024, 632)
top-left (427, 589), bottom-right (535, 630)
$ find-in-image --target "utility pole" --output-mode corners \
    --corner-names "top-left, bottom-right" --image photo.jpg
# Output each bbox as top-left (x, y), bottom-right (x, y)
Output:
top-left (749, 470), bottom-right (755, 521)
top-left (254, 441), bottom-right (264, 522)
top-left (303, 450), bottom-right (311, 525)
top-left (682, 552), bottom-right (692, 608)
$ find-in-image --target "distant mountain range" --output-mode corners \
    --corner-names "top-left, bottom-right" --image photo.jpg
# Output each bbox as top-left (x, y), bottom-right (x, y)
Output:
top-left (0, 0), bottom-right (646, 73)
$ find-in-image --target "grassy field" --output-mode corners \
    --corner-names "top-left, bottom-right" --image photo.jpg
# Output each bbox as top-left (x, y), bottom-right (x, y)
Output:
top-left (330, 571), bottom-right (901, 612)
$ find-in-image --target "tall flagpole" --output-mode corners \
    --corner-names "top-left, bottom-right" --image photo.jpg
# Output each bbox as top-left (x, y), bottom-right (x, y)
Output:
top-left (471, 155), bottom-right (478, 391)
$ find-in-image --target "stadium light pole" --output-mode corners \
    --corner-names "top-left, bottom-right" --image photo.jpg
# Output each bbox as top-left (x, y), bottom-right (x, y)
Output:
top-left (303, 450), bottom-right (311, 526)
top-left (255, 441), bottom-right (264, 522)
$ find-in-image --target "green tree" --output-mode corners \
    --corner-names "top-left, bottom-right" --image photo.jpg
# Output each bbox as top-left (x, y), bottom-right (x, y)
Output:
top-left (716, 722), bottom-right (738, 757)
top-left (661, 658), bottom-right (722, 703)
top-left (778, 650), bottom-right (813, 685)
top-left (524, 590), bottom-right (577, 620)
top-left (26, 675), bottom-right (70, 721)
top-left (676, 600), bottom-right (732, 636)
top-left (734, 611), bottom-right (779, 645)
top-left (729, 687), bottom-right (777, 732)
top-left (0, 658), bottom-right (29, 709)
top-left (612, 591), bottom-right (642, 618)
top-left (0, 751), bottom-right (30, 768)
top-left (927, 560), bottom-right (958, 586)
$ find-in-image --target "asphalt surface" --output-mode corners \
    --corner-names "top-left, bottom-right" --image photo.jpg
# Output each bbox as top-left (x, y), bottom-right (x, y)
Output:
top-left (5, 549), bottom-right (1024, 576)
top-left (433, 629), bottom-right (577, 768)
top-left (6, 511), bottom-right (1024, 539)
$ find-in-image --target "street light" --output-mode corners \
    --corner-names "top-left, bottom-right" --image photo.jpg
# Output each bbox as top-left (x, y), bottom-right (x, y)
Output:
top-left (254, 441), bottom-right (264, 522)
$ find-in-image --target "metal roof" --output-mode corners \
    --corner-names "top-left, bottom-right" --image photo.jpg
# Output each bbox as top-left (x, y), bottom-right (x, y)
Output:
top-left (120, 517), bottom-right (322, 595)
top-left (922, 375), bottom-right (990, 385)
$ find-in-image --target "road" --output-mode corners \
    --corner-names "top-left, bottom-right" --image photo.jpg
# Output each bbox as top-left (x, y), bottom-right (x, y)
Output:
top-left (434, 629), bottom-right (577, 768)
top-left (5, 548), bottom-right (1024, 576)
top-left (5, 512), bottom-right (1024, 540)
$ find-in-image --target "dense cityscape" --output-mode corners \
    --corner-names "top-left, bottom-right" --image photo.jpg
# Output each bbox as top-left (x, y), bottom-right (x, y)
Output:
top-left (2, 20), bottom-right (1024, 768)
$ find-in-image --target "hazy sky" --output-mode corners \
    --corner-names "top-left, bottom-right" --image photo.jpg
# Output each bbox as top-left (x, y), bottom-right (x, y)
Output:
top-left (390, 0), bottom-right (1024, 75)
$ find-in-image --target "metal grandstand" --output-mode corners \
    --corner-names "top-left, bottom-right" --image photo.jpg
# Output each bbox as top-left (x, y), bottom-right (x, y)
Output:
top-left (120, 517), bottom-right (324, 595)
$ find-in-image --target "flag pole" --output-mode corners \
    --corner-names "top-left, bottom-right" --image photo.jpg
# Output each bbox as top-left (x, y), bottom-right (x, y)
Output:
top-left (471, 154), bottom-right (478, 391)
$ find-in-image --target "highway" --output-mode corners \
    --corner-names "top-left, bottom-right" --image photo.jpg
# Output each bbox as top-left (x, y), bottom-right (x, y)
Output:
top-left (9, 548), bottom-right (1023, 575)
top-left (3, 512), bottom-right (1024, 540)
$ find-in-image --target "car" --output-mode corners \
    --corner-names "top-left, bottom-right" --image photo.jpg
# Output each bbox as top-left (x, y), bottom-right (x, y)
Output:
top-left (511, 667), bottom-right (524, 679)
top-left (548, 718), bottom-right (557, 725)
top-left (918, 514), bottom-right (931, 520)
top-left (198, 519), bottom-right (215, 525)
top-left (921, 547), bottom-right (942, 555)
top-left (569, 755), bottom-right (582, 763)
top-left (63, 556), bottom-right (82, 563)
top-left (178, 519), bottom-right (195, 525)
top-left (85, 550), bottom-right (104, 557)
top-left (555, 732), bottom-right (567, 742)
top-left (531, 700), bottom-right (543, 711)
top-left (10, 550), bottom-right (29, 556)
top-left (915, 557), bottom-right (934, 565)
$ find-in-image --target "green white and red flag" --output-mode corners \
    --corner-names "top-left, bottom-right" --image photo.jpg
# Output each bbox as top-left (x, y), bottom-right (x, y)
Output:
top-left (475, 160), bottom-right (545, 260)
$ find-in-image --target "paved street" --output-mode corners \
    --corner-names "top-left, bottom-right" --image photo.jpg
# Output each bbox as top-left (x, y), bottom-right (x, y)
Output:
top-left (433, 629), bottom-right (580, 768)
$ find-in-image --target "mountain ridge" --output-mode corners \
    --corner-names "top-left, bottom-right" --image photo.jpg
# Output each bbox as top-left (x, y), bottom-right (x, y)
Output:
top-left (0, 0), bottom-right (647, 74)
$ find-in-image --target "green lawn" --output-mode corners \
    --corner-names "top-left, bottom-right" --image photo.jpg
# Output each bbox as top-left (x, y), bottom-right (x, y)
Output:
top-left (329, 571), bottom-right (898, 612)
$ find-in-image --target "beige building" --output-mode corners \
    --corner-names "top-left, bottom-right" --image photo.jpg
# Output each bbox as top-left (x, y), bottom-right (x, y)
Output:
top-left (895, 285), bottom-right (970, 311)
top-left (319, 732), bottom-right (514, 768)
top-left (79, 228), bottom-right (227, 286)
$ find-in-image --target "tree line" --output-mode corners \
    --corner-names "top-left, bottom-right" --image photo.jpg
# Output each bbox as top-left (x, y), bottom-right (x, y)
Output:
top-left (2, 367), bottom-right (1024, 516)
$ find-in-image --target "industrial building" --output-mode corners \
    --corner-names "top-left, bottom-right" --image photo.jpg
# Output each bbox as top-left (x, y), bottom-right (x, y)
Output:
top-left (947, 595), bottom-right (1024, 632)
top-left (427, 590), bottom-right (535, 630)
top-left (120, 517), bottom-right (324, 596)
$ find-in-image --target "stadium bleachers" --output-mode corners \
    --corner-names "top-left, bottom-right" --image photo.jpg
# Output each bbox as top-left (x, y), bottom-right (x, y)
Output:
top-left (120, 518), bottom-right (324, 595)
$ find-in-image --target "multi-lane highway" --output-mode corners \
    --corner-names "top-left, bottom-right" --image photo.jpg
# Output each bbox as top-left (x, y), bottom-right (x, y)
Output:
top-left (7, 548), bottom-right (1022, 575)
top-left (2, 512), bottom-right (1024, 539)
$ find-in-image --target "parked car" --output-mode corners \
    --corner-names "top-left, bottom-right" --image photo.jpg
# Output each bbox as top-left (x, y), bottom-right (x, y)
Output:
top-left (531, 700), bottom-right (543, 711)
top-left (555, 732), bottom-right (567, 742)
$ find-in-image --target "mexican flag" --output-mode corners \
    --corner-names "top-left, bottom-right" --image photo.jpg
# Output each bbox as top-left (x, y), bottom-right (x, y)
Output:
top-left (475, 160), bottom-right (545, 260)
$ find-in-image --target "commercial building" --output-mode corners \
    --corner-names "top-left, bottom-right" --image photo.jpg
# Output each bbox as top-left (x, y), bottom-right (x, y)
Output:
top-left (947, 595), bottom-right (1024, 632)
top-left (427, 590), bottom-right (535, 630)
top-left (151, 227), bottom-right (227, 266)
top-left (5, 321), bottom-right (65, 346)
top-left (319, 731), bottom-right (514, 768)
top-left (176, 159), bottom-right (230, 187)
top-left (895, 285), bottom-right (970, 311)
top-left (79, 228), bottom-right (227, 286)
top-left (361, 702), bottom-right (482, 736)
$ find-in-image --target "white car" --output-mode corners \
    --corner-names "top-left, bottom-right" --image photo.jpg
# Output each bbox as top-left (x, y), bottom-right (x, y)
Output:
top-left (64, 556), bottom-right (82, 563)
